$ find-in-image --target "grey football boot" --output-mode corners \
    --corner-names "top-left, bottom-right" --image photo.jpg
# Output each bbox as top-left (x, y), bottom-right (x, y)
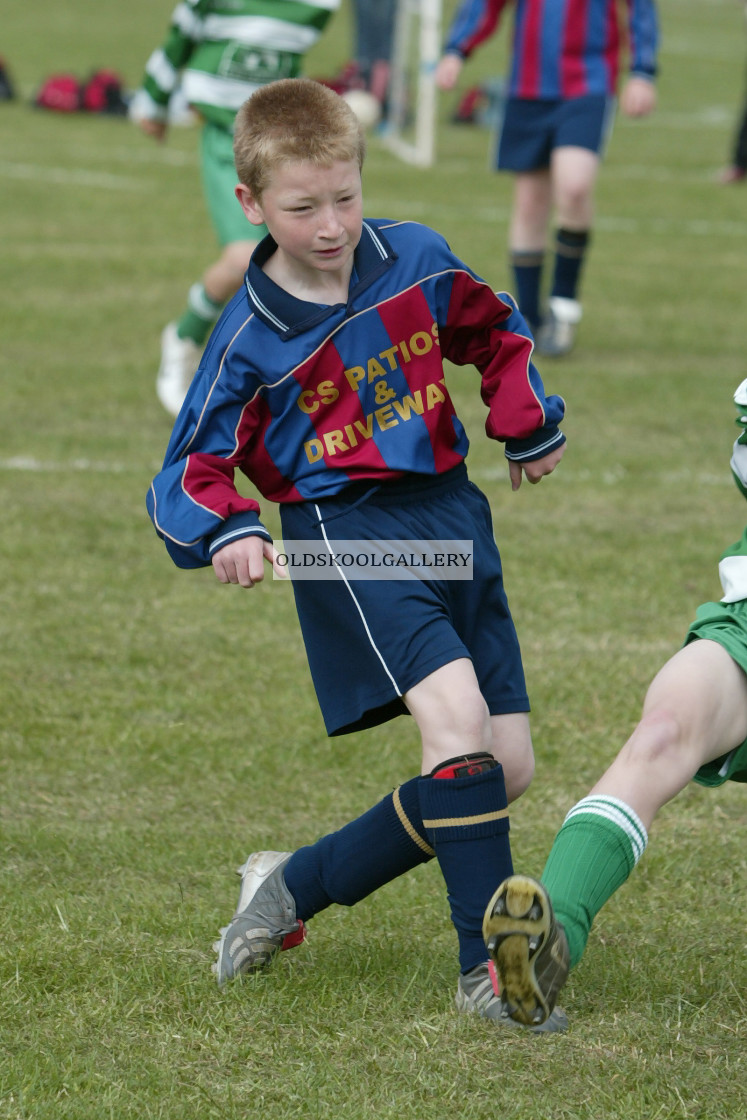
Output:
top-left (456, 960), bottom-right (568, 1033)
top-left (213, 850), bottom-right (305, 984)
top-left (482, 874), bottom-right (570, 1027)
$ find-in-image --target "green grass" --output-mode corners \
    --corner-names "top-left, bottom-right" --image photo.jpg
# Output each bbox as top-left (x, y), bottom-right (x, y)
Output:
top-left (2, 0), bottom-right (747, 1116)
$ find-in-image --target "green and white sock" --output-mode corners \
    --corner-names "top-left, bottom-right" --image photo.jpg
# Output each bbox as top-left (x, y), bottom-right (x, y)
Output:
top-left (176, 283), bottom-right (224, 346)
top-left (540, 795), bottom-right (648, 968)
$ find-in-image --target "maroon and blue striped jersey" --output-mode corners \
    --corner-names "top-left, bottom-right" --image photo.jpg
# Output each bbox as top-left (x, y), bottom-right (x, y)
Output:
top-left (147, 218), bottom-right (566, 568)
top-left (444, 0), bottom-right (659, 100)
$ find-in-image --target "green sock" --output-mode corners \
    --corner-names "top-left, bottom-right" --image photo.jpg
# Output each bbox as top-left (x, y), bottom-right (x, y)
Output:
top-left (176, 283), bottom-right (224, 346)
top-left (540, 796), bottom-right (648, 969)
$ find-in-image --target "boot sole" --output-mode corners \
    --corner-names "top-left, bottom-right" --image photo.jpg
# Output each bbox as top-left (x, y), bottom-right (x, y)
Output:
top-left (483, 875), bottom-right (552, 1026)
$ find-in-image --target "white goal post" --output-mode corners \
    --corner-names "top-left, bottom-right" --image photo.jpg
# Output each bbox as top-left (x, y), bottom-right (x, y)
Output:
top-left (383, 0), bottom-right (442, 168)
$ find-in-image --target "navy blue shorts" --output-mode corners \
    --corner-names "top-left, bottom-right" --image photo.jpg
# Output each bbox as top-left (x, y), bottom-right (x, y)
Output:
top-left (279, 465), bottom-right (529, 736)
top-left (494, 94), bottom-right (616, 172)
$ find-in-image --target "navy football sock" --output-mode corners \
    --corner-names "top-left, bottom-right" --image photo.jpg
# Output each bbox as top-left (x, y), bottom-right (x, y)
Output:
top-left (510, 249), bottom-right (544, 332)
top-left (550, 228), bottom-right (590, 301)
top-left (419, 763), bottom-right (513, 973)
top-left (283, 776), bottom-right (434, 921)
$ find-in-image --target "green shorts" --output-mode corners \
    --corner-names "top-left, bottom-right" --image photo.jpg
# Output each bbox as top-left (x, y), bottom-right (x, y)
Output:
top-left (200, 121), bottom-right (266, 247)
top-left (685, 597), bottom-right (747, 786)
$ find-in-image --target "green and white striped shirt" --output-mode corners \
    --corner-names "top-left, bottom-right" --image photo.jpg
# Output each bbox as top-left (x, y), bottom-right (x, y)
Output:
top-left (135, 0), bottom-right (341, 131)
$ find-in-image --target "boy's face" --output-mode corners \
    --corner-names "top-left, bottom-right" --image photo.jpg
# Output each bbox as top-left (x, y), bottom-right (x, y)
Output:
top-left (236, 159), bottom-right (363, 284)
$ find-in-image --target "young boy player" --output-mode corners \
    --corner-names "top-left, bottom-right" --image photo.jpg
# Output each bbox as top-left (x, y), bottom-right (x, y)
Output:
top-left (147, 78), bottom-right (567, 1028)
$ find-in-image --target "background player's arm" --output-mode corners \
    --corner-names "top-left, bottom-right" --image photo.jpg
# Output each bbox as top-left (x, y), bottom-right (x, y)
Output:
top-left (623, 0), bottom-right (659, 118)
top-left (129, 2), bottom-right (199, 144)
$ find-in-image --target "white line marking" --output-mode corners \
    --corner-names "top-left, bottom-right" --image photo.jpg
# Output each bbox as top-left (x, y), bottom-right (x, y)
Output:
top-left (0, 457), bottom-right (137, 473)
top-left (0, 147), bottom-right (196, 189)
top-left (0, 163), bottom-right (146, 191)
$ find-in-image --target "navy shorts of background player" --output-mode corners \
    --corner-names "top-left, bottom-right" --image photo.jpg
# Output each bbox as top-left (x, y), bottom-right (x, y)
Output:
top-left (495, 94), bottom-right (616, 171)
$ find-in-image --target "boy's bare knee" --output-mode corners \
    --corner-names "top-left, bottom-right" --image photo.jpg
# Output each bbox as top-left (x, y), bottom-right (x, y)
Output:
top-left (407, 662), bottom-right (494, 767)
top-left (460, 693), bottom-right (494, 741)
top-left (556, 186), bottom-right (591, 224)
top-left (503, 748), bottom-right (535, 802)
top-left (619, 708), bottom-right (683, 770)
top-left (488, 712), bottom-right (534, 800)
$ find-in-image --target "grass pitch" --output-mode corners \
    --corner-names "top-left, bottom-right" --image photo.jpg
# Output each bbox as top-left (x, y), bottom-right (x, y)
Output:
top-left (1, 1), bottom-right (746, 1117)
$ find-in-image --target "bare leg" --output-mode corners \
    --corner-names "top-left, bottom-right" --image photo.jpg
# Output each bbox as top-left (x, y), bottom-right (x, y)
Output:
top-left (202, 239), bottom-right (259, 304)
top-left (532, 637), bottom-right (747, 973)
top-left (590, 639), bottom-right (747, 829)
top-left (550, 146), bottom-right (599, 231)
top-left (533, 146), bottom-right (599, 352)
top-left (404, 658), bottom-right (533, 792)
top-left (509, 169), bottom-right (553, 252)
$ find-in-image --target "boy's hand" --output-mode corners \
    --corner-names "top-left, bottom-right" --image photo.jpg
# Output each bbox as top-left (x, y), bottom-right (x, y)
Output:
top-left (436, 54), bottom-right (463, 91)
top-left (509, 443), bottom-right (566, 491)
top-left (128, 91), bottom-right (168, 141)
top-left (619, 76), bottom-right (656, 118)
top-left (212, 536), bottom-right (288, 587)
top-left (136, 117), bottom-right (167, 142)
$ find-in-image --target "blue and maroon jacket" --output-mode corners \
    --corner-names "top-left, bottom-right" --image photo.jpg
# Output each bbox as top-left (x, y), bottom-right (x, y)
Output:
top-left (444, 0), bottom-right (659, 99)
top-left (147, 218), bottom-right (566, 568)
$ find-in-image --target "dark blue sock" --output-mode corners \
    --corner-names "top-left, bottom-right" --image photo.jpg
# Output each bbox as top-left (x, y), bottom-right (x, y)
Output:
top-left (284, 776), bottom-right (433, 921)
top-left (419, 765), bottom-right (513, 973)
top-left (551, 227), bottom-right (590, 301)
top-left (510, 249), bottom-right (544, 332)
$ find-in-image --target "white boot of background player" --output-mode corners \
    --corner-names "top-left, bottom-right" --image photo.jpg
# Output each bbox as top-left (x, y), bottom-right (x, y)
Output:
top-left (535, 296), bottom-right (582, 358)
top-left (156, 323), bottom-right (201, 416)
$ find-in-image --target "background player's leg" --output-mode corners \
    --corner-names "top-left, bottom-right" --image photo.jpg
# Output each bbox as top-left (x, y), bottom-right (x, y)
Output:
top-left (536, 146), bottom-right (598, 356)
top-left (508, 169), bottom-right (552, 333)
top-left (543, 639), bottom-right (747, 967)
